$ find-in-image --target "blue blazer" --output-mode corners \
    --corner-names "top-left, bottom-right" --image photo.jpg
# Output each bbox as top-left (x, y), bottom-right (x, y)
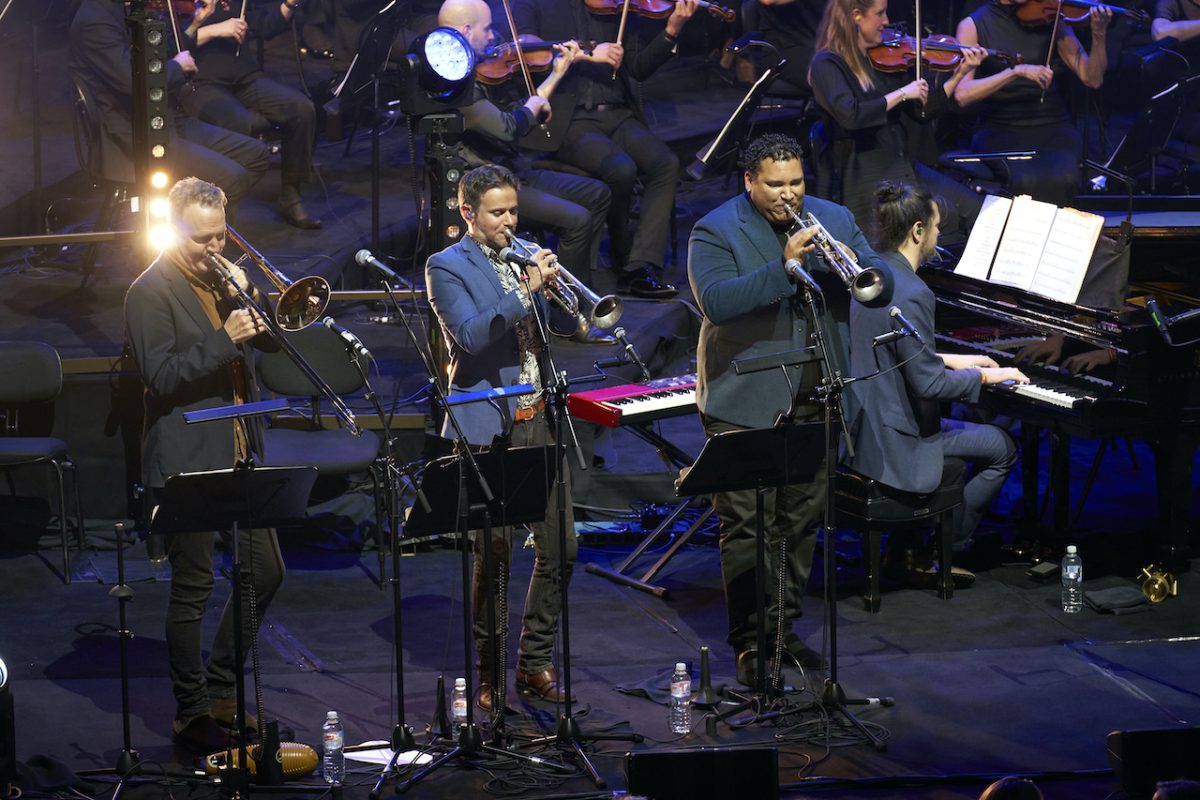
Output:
top-left (426, 236), bottom-right (563, 446)
top-left (687, 192), bottom-right (880, 429)
top-left (844, 251), bottom-right (983, 494)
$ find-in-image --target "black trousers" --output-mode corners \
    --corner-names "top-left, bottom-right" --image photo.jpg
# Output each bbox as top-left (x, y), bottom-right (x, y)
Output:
top-left (702, 415), bottom-right (827, 654)
top-left (174, 116), bottom-right (271, 210)
top-left (517, 168), bottom-right (611, 284)
top-left (553, 107), bottom-right (679, 272)
top-left (182, 74), bottom-right (317, 190)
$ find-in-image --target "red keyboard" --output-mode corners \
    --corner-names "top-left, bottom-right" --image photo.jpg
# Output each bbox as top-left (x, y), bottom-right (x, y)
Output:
top-left (567, 373), bottom-right (697, 428)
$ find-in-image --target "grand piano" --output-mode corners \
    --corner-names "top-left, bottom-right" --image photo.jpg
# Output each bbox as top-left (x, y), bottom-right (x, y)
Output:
top-left (923, 266), bottom-right (1200, 570)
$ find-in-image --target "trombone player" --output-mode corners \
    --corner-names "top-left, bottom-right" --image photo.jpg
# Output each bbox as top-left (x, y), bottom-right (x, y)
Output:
top-left (124, 177), bottom-right (284, 754)
top-left (425, 164), bottom-right (577, 711)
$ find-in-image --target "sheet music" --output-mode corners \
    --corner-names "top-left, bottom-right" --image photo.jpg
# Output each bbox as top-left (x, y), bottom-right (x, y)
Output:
top-left (1027, 207), bottom-right (1105, 303)
top-left (954, 195), bottom-right (1013, 280)
top-left (988, 196), bottom-right (1058, 291)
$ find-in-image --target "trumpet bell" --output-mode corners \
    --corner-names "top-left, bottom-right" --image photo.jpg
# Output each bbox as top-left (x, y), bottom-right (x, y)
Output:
top-left (852, 268), bottom-right (893, 307)
top-left (589, 293), bottom-right (623, 329)
top-left (276, 275), bottom-right (331, 331)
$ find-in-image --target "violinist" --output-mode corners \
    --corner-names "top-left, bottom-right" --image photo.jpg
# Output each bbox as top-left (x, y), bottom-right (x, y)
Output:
top-left (514, 0), bottom-right (704, 299)
top-left (953, 0), bottom-right (1113, 205)
top-left (808, 0), bottom-right (989, 233)
top-left (437, 0), bottom-right (615, 343)
top-left (179, 0), bottom-right (323, 229)
top-left (67, 0), bottom-right (270, 212)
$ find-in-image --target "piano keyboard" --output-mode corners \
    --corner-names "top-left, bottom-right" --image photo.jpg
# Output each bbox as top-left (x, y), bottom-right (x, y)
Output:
top-left (567, 373), bottom-right (697, 428)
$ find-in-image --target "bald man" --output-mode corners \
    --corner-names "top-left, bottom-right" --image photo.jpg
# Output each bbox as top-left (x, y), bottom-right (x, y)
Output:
top-left (437, 0), bottom-right (615, 343)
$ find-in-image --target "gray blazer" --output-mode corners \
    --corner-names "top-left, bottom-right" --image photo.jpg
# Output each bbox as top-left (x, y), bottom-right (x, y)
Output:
top-left (844, 251), bottom-right (983, 494)
top-left (687, 192), bottom-right (879, 429)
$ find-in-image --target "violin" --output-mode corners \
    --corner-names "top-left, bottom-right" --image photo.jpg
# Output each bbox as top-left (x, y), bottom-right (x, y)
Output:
top-left (144, 0), bottom-right (197, 18)
top-left (476, 36), bottom-right (597, 84)
top-left (1014, 0), bottom-right (1150, 28)
top-left (585, 0), bottom-right (736, 24)
top-left (867, 30), bottom-right (1024, 72)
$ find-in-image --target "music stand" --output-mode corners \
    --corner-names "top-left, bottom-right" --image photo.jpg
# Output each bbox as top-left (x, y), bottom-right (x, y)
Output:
top-left (394, 444), bottom-right (571, 793)
top-left (151, 465), bottom-right (317, 790)
top-left (677, 423), bottom-right (824, 699)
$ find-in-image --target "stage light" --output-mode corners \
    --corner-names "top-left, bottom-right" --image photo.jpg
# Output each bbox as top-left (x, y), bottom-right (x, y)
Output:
top-left (397, 27), bottom-right (475, 116)
top-left (149, 198), bottom-right (169, 218)
top-left (151, 145), bottom-right (166, 159)
top-left (151, 170), bottom-right (168, 188)
top-left (148, 223), bottom-right (175, 251)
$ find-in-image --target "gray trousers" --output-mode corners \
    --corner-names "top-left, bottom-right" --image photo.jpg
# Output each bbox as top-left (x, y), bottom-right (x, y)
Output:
top-left (472, 408), bottom-right (577, 674)
top-left (941, 418), bottom-right (1018, 548)
top-left (702, 416), bottom-right (828, 654)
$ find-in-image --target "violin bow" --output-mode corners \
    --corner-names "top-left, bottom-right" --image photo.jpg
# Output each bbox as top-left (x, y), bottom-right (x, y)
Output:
top-left (498, 0), bottom-right (551, 137)
top-left (1040, 0), bottom-right (1063, 103)
top-left (613, 0), bottom-right (633, 80)
top-left (914, 0), bottom-right (925, 117)
top-left (234, 0), bottom-right (248, 57)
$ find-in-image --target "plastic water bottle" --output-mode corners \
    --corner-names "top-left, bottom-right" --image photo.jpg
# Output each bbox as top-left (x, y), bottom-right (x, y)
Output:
top-left (322, 711), bottom-right (344, 785)
top-left (451, 677), bottom-right (468, 725)
top-left (669, 662), bottom-right (692, 734)
top-left (1061, 545), bottom-right (1083, 613)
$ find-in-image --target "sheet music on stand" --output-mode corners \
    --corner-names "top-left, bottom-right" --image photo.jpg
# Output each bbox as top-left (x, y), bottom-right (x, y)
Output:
top-left (953, 194), bottom-right (1106, 304)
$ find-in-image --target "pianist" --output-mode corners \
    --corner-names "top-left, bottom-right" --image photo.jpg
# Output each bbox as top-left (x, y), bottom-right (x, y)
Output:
top-left (845, 182), bottom-right (1028, 577)
top-left (425, 164), bottom-right (577, 711)
top-left (687, 133), bottom-right (881, 687)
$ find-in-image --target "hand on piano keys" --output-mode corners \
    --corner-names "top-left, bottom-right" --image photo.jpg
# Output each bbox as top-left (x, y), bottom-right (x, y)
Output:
top-left (980, 367), bottom-right (1030, 386)
top-left (1015, 334), bottom-right (1064, 366)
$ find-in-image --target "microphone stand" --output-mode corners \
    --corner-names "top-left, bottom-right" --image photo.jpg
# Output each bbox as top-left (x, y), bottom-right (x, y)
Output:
top-left (514, 265), bottom-right (635, 788)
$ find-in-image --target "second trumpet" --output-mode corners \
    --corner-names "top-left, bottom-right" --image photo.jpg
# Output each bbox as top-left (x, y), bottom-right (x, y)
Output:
top-left (503, 233), bottom-right (623, 330)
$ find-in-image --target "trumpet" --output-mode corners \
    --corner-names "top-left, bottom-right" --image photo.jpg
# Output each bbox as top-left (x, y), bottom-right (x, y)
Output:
top-left (504, 232), bottom-right (623, 330)
top-left (784, 203), bottom-right (891, 306)
top-left (207, 225), bottom-right (360, 436)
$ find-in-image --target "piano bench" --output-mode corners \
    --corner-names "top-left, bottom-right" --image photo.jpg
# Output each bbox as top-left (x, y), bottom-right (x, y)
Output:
top-left (834, 458), bottom-right (966, 613)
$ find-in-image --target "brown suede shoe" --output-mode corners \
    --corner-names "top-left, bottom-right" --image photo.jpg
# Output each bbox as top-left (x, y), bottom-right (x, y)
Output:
top-left (173, 713), bottom-right (234, 754)
top-left (210, 696), bottom-right (259, 735)
top-left (515, 668), bottom-right (576, 703)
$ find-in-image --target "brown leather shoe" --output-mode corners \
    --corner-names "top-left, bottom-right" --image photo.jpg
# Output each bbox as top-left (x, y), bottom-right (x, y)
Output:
top-left (210, 696), bottom-right (259, 735)
top-left (477, 674), bottom-right (495, 713)
top-left (515, 668), bottom-right (576, 703)
top-left (173, 713), bottom-right (234, 754)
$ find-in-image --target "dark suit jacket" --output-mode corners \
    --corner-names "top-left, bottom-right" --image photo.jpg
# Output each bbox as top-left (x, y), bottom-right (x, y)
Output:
top-left (844, 250), bottom-right (982, 494)
top-left (125, 256), bottom-right (270, 488)
top-left (687, 192), bottom-right (879, 429)
top-left (425, 237), bottom-right (570, 446)
top-left (68, 0), bottom-right (187, 182)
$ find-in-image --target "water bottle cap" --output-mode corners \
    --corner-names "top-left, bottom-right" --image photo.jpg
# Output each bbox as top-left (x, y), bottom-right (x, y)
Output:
top-left (326, 711), bottom-right (338, 720)
top-left (455, 677), bottom-right (466, 688)
top-left (1066, 545), bottom-right (1077, 554)
top-left (675, 662), bottom-right (687, 672)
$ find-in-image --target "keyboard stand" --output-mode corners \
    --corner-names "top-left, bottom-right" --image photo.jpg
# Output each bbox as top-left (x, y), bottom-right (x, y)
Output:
top-left (584, 422), bottom-right (713, 598)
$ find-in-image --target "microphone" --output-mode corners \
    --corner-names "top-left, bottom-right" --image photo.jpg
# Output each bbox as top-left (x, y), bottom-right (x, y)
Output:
top-left (872, 329), bottom-right (909, 347)
top-left (889, 305), bottom-right (924, 345)
top-left (594, 356), bottom-right (628, 370)
top-left (355, 249), bottom-right (411, 288)
top-left (499, 247), bottom-right (538, 269)
top-left (323, 316), bottom-right (371, 359)
top-left (1146, 297), bottom-right (1173, 345)
top-left (613, 326), bottom-right (651, 381)
top-left (784, 258), bottom-right (822, 293)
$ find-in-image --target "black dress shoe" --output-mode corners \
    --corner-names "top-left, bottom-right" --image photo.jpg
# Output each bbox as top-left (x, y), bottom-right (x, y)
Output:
top-left (279, 203), bottom-right (322, 230)
top-left (173, 713), bottom-right (235, 754)
top-left (617, 266), bottom-right (677, 299)
top-left (783, 633), bottom-right (827, 670)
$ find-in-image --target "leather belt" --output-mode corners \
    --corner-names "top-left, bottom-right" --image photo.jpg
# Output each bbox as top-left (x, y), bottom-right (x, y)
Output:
top-left (591, 103), bottom-right (628, 112)
top-left (514, 398), bottom-right (545, 422)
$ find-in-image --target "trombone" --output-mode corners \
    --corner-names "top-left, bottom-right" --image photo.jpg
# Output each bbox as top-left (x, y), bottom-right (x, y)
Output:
top-left (504, 232), bottom-right (623, 330)
top-left (207, 225), bottom-right (361, 436)
top-left (784, 203), bottom-right (890, 306)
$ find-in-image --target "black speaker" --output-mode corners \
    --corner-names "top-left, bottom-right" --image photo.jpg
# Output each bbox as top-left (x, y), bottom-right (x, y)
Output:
top-left (0, 658), bottom-right (15, 793)
top-left (626, 746), bottom-right (778, 800)
top-left (1107, 727), bottom-right (1200, 798)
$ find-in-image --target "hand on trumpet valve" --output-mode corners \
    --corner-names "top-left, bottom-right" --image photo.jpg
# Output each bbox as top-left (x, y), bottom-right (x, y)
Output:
top-left (224, 308), bottom-right (267, 344)
top-left (523, 249), bottom-right (560, 294)
top-left (784, 224), bottom-right (819, 263)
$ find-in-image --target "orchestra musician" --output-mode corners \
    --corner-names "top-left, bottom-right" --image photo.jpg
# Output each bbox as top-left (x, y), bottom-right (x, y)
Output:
top-left (845, 182), bottom-right (1027, 578)
top-left (1152, 0), bottom-right (1200, 146)
top-left (179, 0), bottom-right (323, 229)
top-left (438, 0), bottom-right (615, 343)
top-left (687, 133), bottom-right (881, 686)
top-left (953, 0), bottom-right (1113, 205)
top-left (808, 0), bottom-right (988, 234)
top-left (424, 164), bottom-right (578, 710)
top-left (513, 0), bottom-right (703, 299)
top-left (68, 0), bottom-right (271, 213)
top-left (124, 177), bottom-right (283, 753)
top-left (741, 0), bottom-right (828, 97)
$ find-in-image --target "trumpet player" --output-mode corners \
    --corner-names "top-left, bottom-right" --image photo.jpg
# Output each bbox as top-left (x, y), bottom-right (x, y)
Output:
top-left (425, 164), bottom-right (578, 711)
top-left (687, 133), bottom-right (882, 688)
top-left (124, 177), bottom-right (283, 754)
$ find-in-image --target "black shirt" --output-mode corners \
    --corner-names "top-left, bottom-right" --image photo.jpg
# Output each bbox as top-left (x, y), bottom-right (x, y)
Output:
top-left (969, 0), bottom-right (1073, 127)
